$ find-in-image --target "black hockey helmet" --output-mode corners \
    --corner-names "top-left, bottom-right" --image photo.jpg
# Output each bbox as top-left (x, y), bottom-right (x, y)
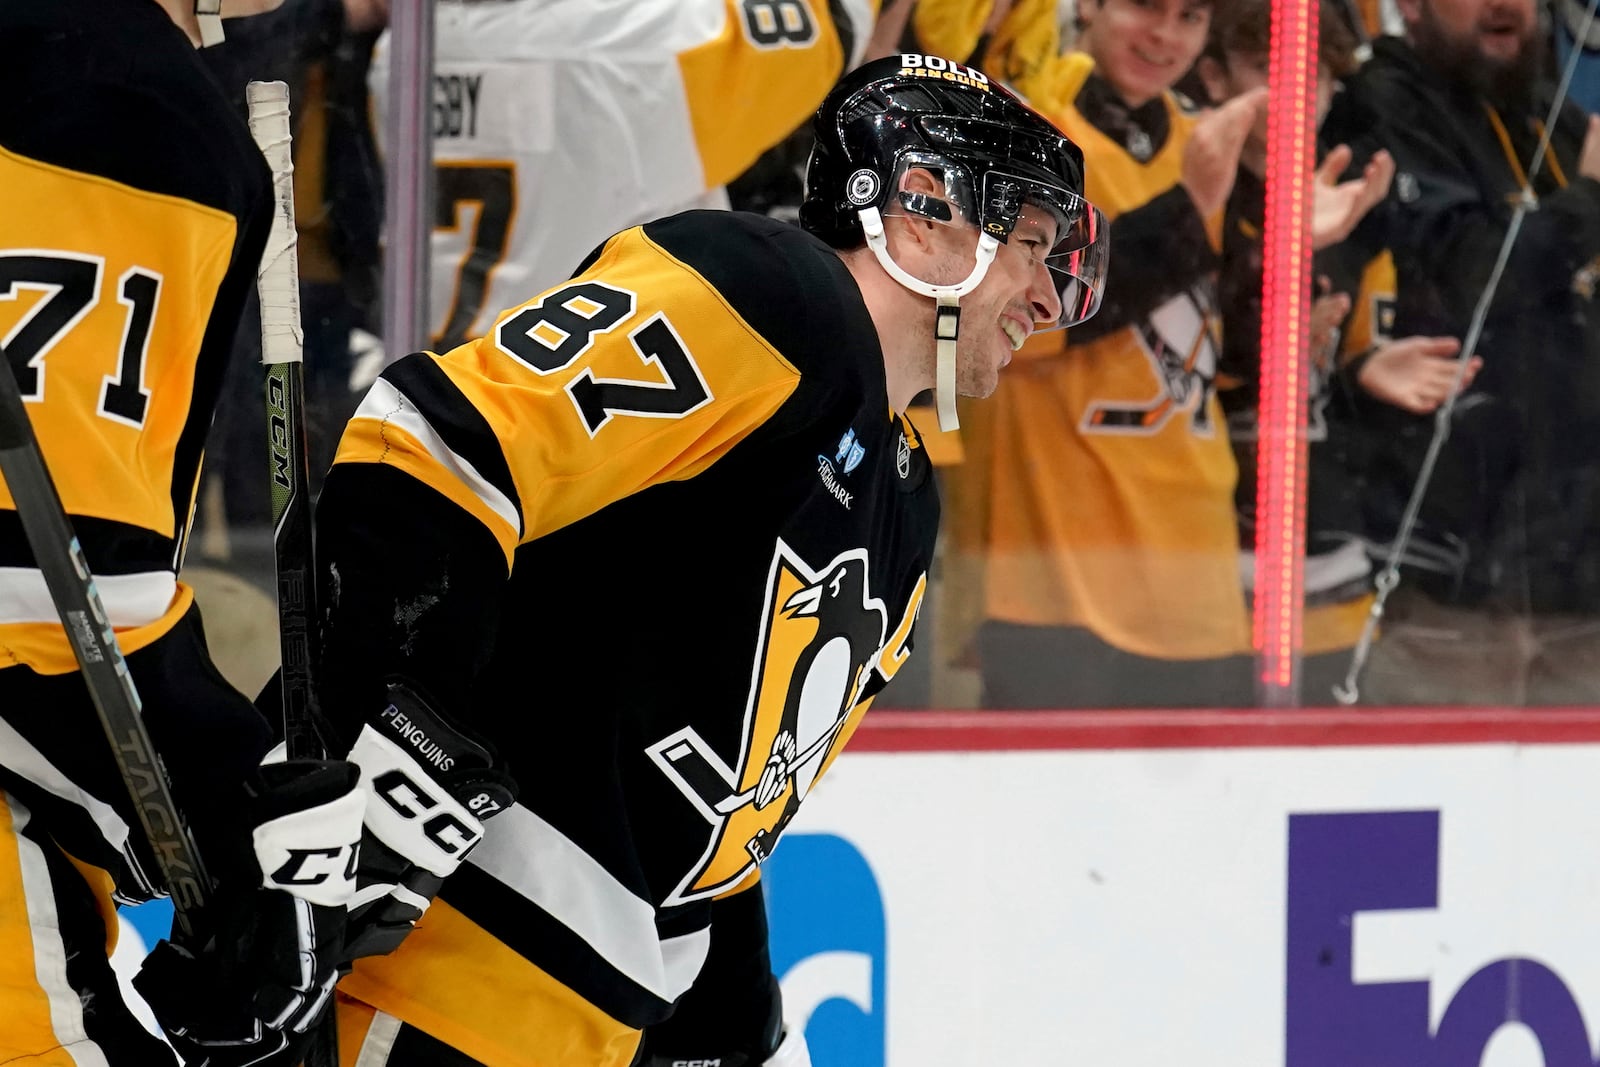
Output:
top-left (800, 53), bottom-right (1107, 430)
top-left (801, 53), bottom-right (1105, 321)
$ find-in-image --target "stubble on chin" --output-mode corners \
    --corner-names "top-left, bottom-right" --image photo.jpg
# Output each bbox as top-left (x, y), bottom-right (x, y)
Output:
top-left (1411, 10), bottom-right (1540, 106)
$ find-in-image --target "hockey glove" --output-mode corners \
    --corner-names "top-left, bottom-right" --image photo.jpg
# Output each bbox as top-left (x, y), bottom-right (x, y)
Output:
top-left (133, 758), bottom-right (364, 1067)
top-left (340, 679), bottom-right (517, 960)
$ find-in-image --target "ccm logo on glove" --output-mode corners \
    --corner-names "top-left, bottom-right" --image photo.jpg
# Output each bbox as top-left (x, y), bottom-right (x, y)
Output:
top-left (348, 691), bottom-right (513, 879)
top-left (372, 768), bottom-right (479, 854)
top-left (253, 782), bottom-right (365, 907)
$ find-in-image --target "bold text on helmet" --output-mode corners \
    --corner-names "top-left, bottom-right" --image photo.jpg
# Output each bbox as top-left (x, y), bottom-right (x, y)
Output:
top-left (898, 54), bottom-right (992, 91)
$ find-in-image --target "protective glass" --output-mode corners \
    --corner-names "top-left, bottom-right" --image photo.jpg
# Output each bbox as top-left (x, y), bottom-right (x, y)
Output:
top-left (988, 171), bottom-right (1108, 331)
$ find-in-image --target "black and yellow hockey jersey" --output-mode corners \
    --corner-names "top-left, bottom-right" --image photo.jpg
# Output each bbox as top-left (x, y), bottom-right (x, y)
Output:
top-left (0, 0), bottom-right (275, 903)
top-left (0, 0), bottom-right (272, 675)
top-left (949, 53), bottom-right (1248, 661)
top-left (316, 210), bottom-right (937, 1066)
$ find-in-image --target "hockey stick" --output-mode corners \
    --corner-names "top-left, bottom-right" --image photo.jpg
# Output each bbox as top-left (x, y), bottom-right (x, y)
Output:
top-left (247, 79), bottom-right (341, 1067)
top-left (0, 357), bottom-right (211, 942)
top-left (247, 80), bottom-right (325, 763)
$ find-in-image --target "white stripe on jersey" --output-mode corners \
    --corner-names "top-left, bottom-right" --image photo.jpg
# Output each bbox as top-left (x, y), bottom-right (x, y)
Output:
top-left (660, 925), bottom-right (714, 1000)
top-left (467, 803), bottom-right (711, 1002)
top-left (353, 1009), bottom-right (405, 1067)
top-left (0, 567), bottom-right (175, 627)
top-left (0, 717), bottom-right (136, 869)
top-left (352, 379), bottom-right (523, 537)
top-left (836, 0), bottom-right (876, 68)
top-left (9, 794), bottom-right (114, 1067)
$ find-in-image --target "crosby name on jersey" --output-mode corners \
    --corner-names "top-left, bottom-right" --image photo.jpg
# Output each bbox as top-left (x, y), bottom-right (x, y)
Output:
top-left (318, 210), bottom-right (937, 1065)
top-left (370, 0), bottom-right (878, 353)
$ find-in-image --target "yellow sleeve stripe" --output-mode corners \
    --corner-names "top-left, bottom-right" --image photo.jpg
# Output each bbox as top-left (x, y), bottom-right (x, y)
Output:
top-left (333, 400), bottom-right (522, 568)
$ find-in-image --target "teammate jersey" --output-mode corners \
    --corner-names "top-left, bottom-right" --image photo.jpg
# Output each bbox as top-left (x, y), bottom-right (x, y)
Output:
top-left (959, 53), bottom-right (1248, 660)
top-left (369, 0), bottom-right (876, 352)
top-left (318, 211), bottom-right (937, 1066)
top-left (0, 0), bottom-right (272, 674)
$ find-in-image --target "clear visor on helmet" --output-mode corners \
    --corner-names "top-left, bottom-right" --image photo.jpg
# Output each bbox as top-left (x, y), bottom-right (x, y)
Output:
top-left (993, 173), bottom-right (1109, 332)
top-left (881, 154), bottom-right (1108, 331)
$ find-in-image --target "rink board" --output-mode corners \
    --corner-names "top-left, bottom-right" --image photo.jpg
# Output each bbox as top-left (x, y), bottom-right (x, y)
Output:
top-left (117, 709), bottom-right (1600, 1066)
top-left (762, 709), bottom-right (1600, 1067)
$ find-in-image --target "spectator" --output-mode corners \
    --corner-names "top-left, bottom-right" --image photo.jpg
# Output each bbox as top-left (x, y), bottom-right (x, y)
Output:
top-left (1321, 0), bottom-right (1600, 704)
top-left (374, 0), bottom-right (879, 354)
top-left (1198, 0), bottom-right (1479, 702)
top-left (910, 0), bottom-right (1064, 90)
top-left (943, 0), bottom-right (1264, 708)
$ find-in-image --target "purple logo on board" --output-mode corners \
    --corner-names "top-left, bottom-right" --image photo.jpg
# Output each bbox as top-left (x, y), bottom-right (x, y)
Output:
top-left (1287, 810), bottom-right (1596, 1066)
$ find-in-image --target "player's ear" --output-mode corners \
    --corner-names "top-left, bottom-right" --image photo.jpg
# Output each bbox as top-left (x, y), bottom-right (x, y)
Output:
top-left (893, 167), bottom-right (948, 253)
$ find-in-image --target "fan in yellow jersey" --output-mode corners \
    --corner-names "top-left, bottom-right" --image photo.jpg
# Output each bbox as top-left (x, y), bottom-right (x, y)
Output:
top-left (0, 1), bottom-right (375, 1065)
top-left (368, 0), bottom-right (881, 354)
top-left (908, 0), bottom-right (1063, 91)
top-left (943, 0), bottom-right (1266, 708)
top-left (310, 53), bottom-right (1106, 1067)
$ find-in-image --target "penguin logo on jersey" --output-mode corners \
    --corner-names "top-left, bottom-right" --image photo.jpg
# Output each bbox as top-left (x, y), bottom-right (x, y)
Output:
top-left (1083, 285), bottom-right (1220, 435)
top-left (647, 541), bottom-right (914, 905)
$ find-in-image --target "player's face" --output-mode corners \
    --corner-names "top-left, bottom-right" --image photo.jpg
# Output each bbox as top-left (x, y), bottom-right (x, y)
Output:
top-left (1402, 0), bottom-right (1536, 69)
top-left (944, 203), bottom-right (1065, 399)
top-left (1078, 0), bottom-right (1213, 108)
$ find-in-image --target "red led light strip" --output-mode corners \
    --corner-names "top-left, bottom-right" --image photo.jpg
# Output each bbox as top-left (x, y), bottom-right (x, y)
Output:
top-left (1254, 0), bottom-right (1317, 704)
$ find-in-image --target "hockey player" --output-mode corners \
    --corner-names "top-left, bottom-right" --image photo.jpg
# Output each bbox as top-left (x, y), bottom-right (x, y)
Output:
top-left (311, 53), bottom-right (1107, 1067)
top-left (0, 1), bottom-right (365, 1064)
top-left (370, 0), bottom-right (883, 353)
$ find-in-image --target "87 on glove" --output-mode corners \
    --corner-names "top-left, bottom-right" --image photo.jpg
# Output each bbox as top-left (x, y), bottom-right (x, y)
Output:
top-left (343, 679), bottom-right (517, 959)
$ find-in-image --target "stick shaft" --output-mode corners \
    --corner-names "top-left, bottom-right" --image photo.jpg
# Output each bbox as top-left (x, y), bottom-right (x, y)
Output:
top-left (0, 354), bottom-right (210, 940)
top-left (247, 79), bottom-right (324, 763)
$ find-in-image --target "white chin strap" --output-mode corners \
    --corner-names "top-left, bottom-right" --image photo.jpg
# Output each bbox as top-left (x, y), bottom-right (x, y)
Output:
top-left (195, 0), bottom-right (225, 46)
top-left (859, 206), bottom-right (999, 432)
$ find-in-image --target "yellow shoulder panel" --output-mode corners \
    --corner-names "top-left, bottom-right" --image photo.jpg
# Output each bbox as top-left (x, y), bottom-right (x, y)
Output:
top-left (338, 226), bottom-right (804, 567)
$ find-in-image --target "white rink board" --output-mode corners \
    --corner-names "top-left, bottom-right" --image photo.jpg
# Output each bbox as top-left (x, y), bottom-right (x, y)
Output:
top-left (767, 743), bottom-right (1600, 1067)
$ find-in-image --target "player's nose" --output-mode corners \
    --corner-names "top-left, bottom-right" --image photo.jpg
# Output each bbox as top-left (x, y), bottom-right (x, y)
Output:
top-left (1029, 261), bottom-right (1063, 325)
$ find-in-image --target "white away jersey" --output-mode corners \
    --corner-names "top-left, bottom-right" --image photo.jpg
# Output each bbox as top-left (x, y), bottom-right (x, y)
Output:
top-left (370, 0), bottom-right (876, 351)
